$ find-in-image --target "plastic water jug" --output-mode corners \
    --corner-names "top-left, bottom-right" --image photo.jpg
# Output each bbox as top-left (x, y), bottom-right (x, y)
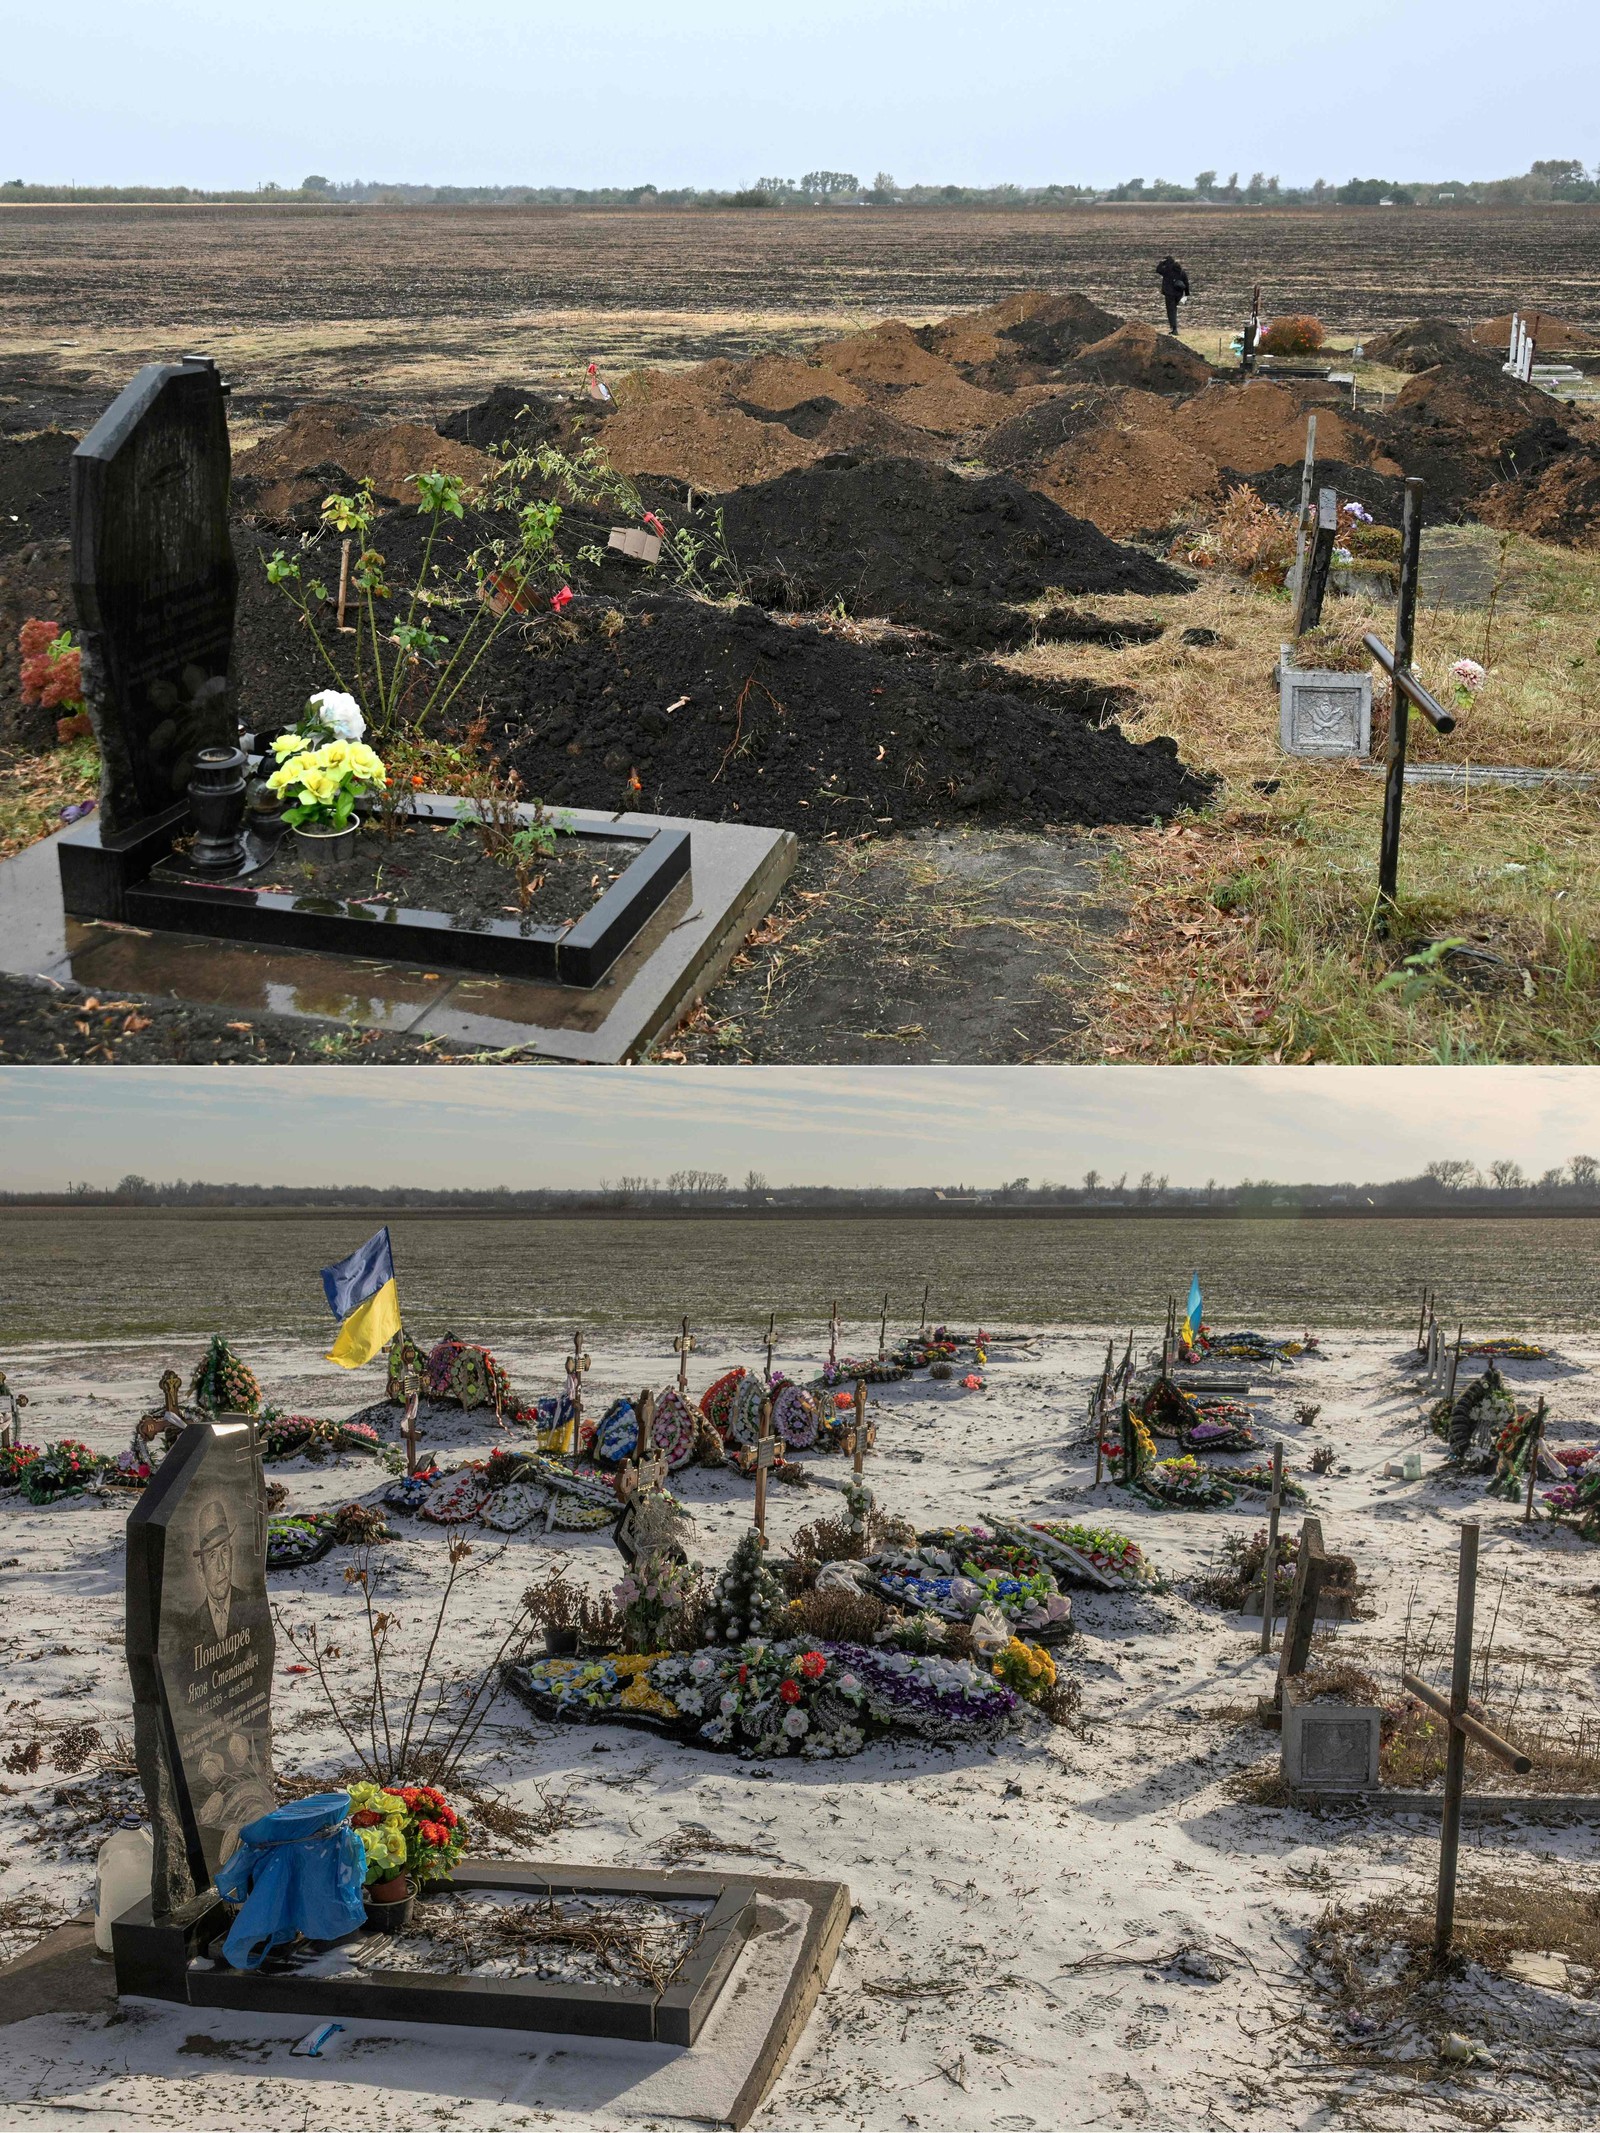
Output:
top-left (94, 1821), bottom-right (153, 1953)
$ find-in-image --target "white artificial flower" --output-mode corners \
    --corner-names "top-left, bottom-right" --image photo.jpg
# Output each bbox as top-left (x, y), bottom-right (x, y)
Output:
top-left (783, 1708), bottom-right (811, 1737)
top-left (1451, 658), bottom-right (1487, 693)
top-left (690, 1654), bottom-right (714, 1679)
top-left (719, 1691), bottom-right (738, 1717)
top-left (308, 689), bottom-right (366, 741)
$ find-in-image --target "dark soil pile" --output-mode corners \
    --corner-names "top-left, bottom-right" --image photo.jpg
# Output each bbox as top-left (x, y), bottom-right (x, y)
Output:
top-left (971, 390), bottom-right (1116, 474)
top-left (0, 433), bottom-right (77, 553)
top-left (1363, 318), bottom-right (1496, 372)
top-left (1058, 323), bottom-right (1215, 396)
top-left (475, 592), bottom-right (1212, 835)
top-left (1224, 457), bottom-right (1414, 527)
top-left (713, 453), bottom-right (1194, 614)
top-left (996, 292), bottom-right (1126, 367)
top-left (232, 406), bottom-right (496, 527)
top-left (1478, 447), bottom-right (1600, 548)
top-left (1358, 364), bottom-right (1590, 515)
top-left (436, 384), bottom-right (611, 454)
top-left (1471, 312), bottom-right (1600, 355)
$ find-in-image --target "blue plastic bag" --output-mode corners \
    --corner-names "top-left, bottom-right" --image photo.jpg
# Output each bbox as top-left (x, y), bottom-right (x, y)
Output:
top-left (213, 1791), bottom-right (368, 1969)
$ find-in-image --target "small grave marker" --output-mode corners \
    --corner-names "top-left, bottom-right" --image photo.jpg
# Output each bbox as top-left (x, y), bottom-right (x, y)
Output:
top-left (401, 1371), bottom-right (422, 1475)
top-left (827, 1301), bottom-right (840, 1369)
top-left (846, 1380), bottom-right (875, 1475)
top-left (673, 1316), bottom-right (696, 1393)
top-left (877, 1292), bottom-right (889, 1360)
top-left (753, 1396), bottom-right (775, 1541)
top-left (566, 1331), bottom-right (591, 1458)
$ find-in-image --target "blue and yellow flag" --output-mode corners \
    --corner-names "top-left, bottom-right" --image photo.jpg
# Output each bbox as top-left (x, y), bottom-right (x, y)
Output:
top-left (321, 1228), bottom-right (402, 1369)
top-left (1180, 1270), bottom-right (1203, 1348)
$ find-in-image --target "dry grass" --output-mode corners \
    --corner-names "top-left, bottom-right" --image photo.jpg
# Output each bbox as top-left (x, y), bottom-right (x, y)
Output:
top-left (1008, 539), bottom-right (1600, 1060)
top-left (1311, 1873), bottom-right (1600, 1993)
top-left (0, 741), bottom-right (96, 862)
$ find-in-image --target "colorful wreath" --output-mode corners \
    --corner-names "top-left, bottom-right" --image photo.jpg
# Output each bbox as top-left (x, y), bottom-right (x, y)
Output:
top-left (699, 1369), bottom-right (747, 1435)
top-left (594, 1398), bottom-right (640, 1464)
top-left (773, 1383), bottom-right (820, 1451)
top-left (420, 1467), bottom-right (490, 1524)
top-left (726, 1374), bottom-right (769, 1449)
top-left (650, 1387), bottom-right (698, 1469)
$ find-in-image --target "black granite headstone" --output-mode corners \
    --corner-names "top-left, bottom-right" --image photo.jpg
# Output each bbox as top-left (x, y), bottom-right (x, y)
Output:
top-left (126, 1418), bottom-right (275, 1915)
top-left (72, 358), bottom-right (238, 834)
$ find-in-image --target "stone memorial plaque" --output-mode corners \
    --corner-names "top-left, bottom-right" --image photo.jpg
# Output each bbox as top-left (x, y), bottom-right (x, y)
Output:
top-left (126, 1418), bottom-right (275, 1907)
top-left (72, 358), bottom-right (238, 832)
top-left (1279, 652), bottom-right (1372, 759)
top-left (1282, 1692), bottom-right (1381, 1791)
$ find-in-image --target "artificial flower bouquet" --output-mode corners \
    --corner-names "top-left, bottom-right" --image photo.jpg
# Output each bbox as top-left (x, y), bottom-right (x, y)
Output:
top-left (268, 730), bottom-right (388, 833)
top-left (349, 1782), bottom-right (467, 1891)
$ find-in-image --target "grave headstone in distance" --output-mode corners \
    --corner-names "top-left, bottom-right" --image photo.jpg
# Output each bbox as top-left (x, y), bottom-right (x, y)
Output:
top-left (61, 357), bottom-right (239, 918)
top-left (117, 1415), bottom-right (275, 1993)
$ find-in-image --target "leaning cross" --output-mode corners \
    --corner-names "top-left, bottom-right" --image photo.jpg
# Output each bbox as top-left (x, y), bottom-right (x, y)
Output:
top-left (919, 1283), bottom-right (930, 1333)
top-left (753, 1394), bottom-right (776, 1542)
top-left (1257, 1441), bottom-right (1286, 1653)
top-left (673, 1317), bottom-right (696, 1393)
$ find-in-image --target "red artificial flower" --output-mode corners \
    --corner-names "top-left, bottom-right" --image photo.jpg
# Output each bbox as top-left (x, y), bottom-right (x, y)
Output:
top-left (778, 1678), bottom-right (802, 1705)
top-left (798, 1650), bottom-right (826, 1681)
top-left (834, 1391), bottom-right (853, 1411)
top-left (550, 585), bottom-right (573, 612)
top-left (438, 1804), bottom-right (458, 1827)
top-left (737, 1664), bottom-right (749, 1685)
top-left (350, 1809), bottom-right (380, 1828)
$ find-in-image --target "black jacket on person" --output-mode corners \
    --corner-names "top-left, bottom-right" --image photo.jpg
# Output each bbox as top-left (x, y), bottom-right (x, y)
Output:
top-left (1155, 257), bottom-right (1190, 299)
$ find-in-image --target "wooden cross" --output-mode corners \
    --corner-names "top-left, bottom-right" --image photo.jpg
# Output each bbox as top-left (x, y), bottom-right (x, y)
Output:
top-left (848, 1379), bottom-right (874, 1475)
top-left (828, 1301), bottom-right (840, 1369)
top-left (401, 1371), bottom-right (421, 1476)
top-left (877, 1291), bottom-right (889, 1359)
top-left (763, 1312), bottom-right (776, 1387)
top-left (673, 1317), bottom-right (696, 1393)
top-left (919, 1283), bottom-right (930, 1333)
top-left (638, 1386), bottom-right (656, 1466)
top-left (753, 1394), bottom-right (775, 1542)
top-left (1523, 1398), bottom-right (1548, 1523)
top-left (566, 1330), bottom-right (591, 1458)
top-left (1093, 1340), bottom-right (1113, 1487)
top-left (620, 1441), bottom-right (668, 1502)
top-left (1403, 1523), bottom-right (1533, 1965)
top-left (1257, 1442), bottom-right (1286, 1653)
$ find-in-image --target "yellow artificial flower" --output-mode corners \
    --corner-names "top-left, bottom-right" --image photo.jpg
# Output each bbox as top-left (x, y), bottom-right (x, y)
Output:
top-left (272, 732), bottom-right (312, 761)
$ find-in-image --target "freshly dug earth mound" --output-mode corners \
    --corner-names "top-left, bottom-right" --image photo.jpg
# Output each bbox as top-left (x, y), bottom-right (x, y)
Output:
top-left (478, 593), bottom-right (1211, 834)
top-left (972, 389), bottom-right (1127, 474)
top-left (811, 321), bottom-right (962, 391)
top-left (1360, 363), bottom-right (1594, 514)
top-left (602, 400), bottom-right (820, 489)
top-left (1170, 380), bottom-right (1385, 473)
top-left (0, 432), bottom-right (76, 553)
top-left (733, 356), bottom-right (868, 413)
top-left (233, 406), bottom-right (496, 523)
top-left (1471, 312), bottom-right (1600, 355)
top-left (1036, 423), bottom-right (1221, 539)
top-left (994, 291), bottom-right (1127, 367)
top-left (714, 454), bottom-right (1194, 614)
top-left (1060, 322), bottom-right (1214, 395)
top-left (436, 384), bottom-right (609, 454)
top-left (1478, 447), bottom-right (1600, 547)
top-left (1363, 318), bottom-right (1496, 372)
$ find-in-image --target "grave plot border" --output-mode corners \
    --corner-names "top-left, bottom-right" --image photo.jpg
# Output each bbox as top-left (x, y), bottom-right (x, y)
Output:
top-left (115, 1862), bottom-right (762, 2045)
top-left (60, 798), bottom-right (690, 990)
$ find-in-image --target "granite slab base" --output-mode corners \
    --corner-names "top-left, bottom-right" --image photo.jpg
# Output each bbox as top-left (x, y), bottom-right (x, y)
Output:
top-left (1, 1873), bottom-right (849, 2131)
top-left (0, 810), bottom-right (795, 1062)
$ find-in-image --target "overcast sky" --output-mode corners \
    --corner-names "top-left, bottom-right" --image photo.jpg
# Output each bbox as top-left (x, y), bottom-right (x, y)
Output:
top-left (1, 1068), bottom-right (1596, 1193)
top-left (3, 0), bottom-right (1591, 190)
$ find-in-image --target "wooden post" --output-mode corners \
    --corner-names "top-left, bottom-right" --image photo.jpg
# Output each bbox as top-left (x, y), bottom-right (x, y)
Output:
top-left (1293, 487), bottom-right (1339, 635)
top-left (567, 1329), bottom-right (591, 1459)
top-left (1259, 1441), bottom-right (1285, 1654)
top-left (638, 1387), bottom-right (656, 1468)
top-left (764, 1311), bottom-right (776, 1387)
top-left (1433, 1522), bottom-right (1479, 1966)
top-left (1524, 1398), bottom-right (1547, 1522)
top-left (852, 1378), bottom-right (870, 1477)
top-left (1093, 1339), bottom-right (1113, 1487)
top-left (828, 1300), bottom-right (839, 1369)
top-left (878, 1291), bottom-right (889, 1359)
top-left (754, 1394), bottom-right (775, 1542)
top-left (336, 537), bottom-right (354, 632)
top-left (919, 1282), bottom-right (930, 1333)
top-left (1445, 1324), bottom-right (1462, 1409)
top-left (673, 1316), bottom-right (696, 1394)
top-left (1377, 477), bottom-right (1426, 916)
top-left (1417, 1287), bottom-right (1430, 1352)
top-left (1290, 413), bottom-right (1318, 601)
top-left (402, 1372), bottom-right (421, 1477)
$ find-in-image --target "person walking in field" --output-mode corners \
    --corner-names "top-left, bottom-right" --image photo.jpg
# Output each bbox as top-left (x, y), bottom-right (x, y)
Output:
top-left (1155, 255), bottom-right (1190, 334)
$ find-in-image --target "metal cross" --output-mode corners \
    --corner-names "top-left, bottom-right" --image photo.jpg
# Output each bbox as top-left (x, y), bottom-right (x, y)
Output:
top-left (673, 1317), bottom-right (696, 1393)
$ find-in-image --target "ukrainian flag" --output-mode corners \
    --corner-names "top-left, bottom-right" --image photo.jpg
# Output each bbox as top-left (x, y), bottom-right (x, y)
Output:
top-left (1180, 1270), bottom-right (1203, 1349)
top-left (321, 1228), bottom-right (402, 1369)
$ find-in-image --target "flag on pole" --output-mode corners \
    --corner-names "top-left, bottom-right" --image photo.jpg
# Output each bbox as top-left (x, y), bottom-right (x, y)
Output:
top-left (1180, 1270), bottom-right (1203, 1349)
top-left (321, 1228), bottom-right (402, 1369)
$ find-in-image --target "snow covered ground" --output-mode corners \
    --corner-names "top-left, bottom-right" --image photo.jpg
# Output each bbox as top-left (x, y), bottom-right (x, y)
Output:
top-left (1, 1322), bottom-right (1596, 2131)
